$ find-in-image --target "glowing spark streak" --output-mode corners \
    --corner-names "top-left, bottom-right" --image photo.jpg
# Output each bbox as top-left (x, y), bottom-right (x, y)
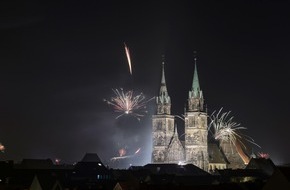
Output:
top-left (110, 155), bottom-right (132, 161)
top-left (104, 88), bottom-right (154, 121)
top-left (134, 148), bottom-right (141, 154)
top-left (235, 139), bottom-right (250, 164)
top-left (124, 42), bottom-right (132, 75)
top-left (111, 148), bottom-right (141, 161)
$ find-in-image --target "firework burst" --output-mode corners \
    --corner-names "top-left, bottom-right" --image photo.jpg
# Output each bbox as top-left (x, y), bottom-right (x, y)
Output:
top-left (0, 143), bottom-right (5, 152)
top-left (104, 88), bottom-right (154, 121)
top-left (258, 152), bottom-right (270, 159)
top-left (208, 108), bottom-right (260, 150)
top-left (119, 148), bottom-right (127, 157)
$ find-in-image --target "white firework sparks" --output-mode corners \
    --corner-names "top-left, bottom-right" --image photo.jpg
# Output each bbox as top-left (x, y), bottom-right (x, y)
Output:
top-left (104, 88), bottom-right (154, 121)
top-left (208, 108), bottom-right (260, 149)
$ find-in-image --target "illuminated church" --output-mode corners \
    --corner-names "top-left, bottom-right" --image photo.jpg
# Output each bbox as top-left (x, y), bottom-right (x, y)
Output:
top-left (151, 57), bottom-right (248, 172)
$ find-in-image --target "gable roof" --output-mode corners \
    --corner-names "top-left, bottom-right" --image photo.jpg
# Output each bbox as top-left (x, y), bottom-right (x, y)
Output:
top-left (208, 143), bottom-right (228, 164)
top-left (246, 158), bottom-right (276, 176)
top-left (263, 168), bottom-right (290, 190)
top-left (30, 174), bottom-right (62, 190)
top-left (81, 153), bottom-right (102, 162)
top-left (74, 153), bottom-right (108, 173)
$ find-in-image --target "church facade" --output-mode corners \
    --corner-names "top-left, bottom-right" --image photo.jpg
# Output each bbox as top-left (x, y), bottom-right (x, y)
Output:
top-left (151, 57), bottom-right (246, 172)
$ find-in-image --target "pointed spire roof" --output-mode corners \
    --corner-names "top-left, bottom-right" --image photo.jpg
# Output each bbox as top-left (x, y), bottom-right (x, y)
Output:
top-left (159, 55), bottom-right (168, 95)
top-left (81, 153), bottom-right (102, 162)
top-left (191, 57), bottom-right (200, 92)
top-left (187, 52), bottom-right (204, 112)
top-left (156, 55), bottom-right (171, 114)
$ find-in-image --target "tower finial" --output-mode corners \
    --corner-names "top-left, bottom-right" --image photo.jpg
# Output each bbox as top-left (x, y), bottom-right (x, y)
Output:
top-left (193, 50), bottom-right (197, 62)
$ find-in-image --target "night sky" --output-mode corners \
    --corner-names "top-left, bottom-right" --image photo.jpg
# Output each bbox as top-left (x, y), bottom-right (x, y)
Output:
top-left (0, 1), bottom-right (290, 167)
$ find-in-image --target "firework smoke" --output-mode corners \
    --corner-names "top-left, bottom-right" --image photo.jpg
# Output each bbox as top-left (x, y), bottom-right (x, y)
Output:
top-left (124, 42), bottom-right (132, 75)
top-left (104, 88), bottom-right (154, 121)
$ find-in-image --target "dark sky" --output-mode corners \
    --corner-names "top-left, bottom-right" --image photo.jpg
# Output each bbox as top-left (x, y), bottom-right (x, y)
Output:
top-left (0, 1), bottom-right (290, 167)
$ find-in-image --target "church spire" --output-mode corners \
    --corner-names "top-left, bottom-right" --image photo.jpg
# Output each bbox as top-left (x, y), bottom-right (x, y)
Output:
top-left (188, 52), bottom-right (204, 112)
top-left (159, 55), bottom-right (168, 96)
top-left (156, 55), bottom-right (171, 114)
top-left (192, 58), bottom-right (200, 93)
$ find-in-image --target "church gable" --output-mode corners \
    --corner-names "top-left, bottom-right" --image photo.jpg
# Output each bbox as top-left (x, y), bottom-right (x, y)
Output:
top-left (167, 135), bottom-right (184, 163)
top-left (220, 141), bottom-right (246, 169)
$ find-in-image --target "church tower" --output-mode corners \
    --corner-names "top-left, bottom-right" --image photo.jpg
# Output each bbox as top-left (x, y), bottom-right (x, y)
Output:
top-left (152, 57), bottom-right (175, 163)
top-left (184, 57), bottom-right (209, 170)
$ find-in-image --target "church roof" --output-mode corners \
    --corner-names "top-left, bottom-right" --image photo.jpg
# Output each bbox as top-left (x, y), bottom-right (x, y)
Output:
top-left (208, 143), bottom-right (228, 164)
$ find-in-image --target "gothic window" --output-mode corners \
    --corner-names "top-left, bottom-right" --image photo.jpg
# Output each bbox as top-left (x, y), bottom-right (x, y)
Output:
top-left (197, 151), bottom-right (204, 168)
top-left (158, 151), bottom-right (165, 162)
top-left (189, 118), bottom-right (194, 127)
top-left (201, 132), bottom-right (204, 143)
top-left (165, 106), bottom-right (170, 114)
top-left (156, 122), bottom-right (162, 130)
top-left (168, 121), bottom-right (173, 131)
top-left (191, 151), bottom-right (198, 165)
top-left (157, 136), bottom-right (162, 145)
top-left (200, 117), bottom-right (205, 128)
top-left (153, 150), bottom-right (159, 162)
top-left (185, 134), bottom-right (191, 144)
top-left (192, 131), bottom-right (200, 144)
top-left (196, 117), bottom-right (201, 128)
top-left (158, 105), bottom-right (164, 114)
top-left (156, 133), bottom-right (165, 146)
top-left (196, 99), bottom-right (200, 109)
